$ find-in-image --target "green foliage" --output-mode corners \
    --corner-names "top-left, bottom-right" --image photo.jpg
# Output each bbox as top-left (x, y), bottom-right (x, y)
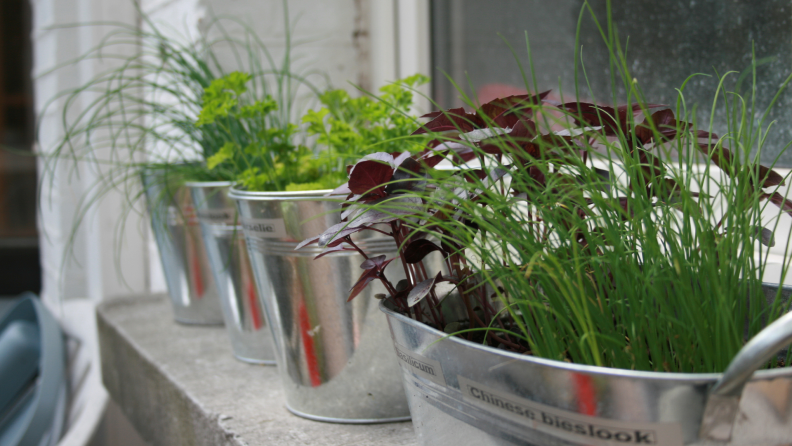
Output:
top-left (194, 71), bottom-right (300, 191)
top-left (207, 74), bottom-right (430, 191)
top-left (416, 10), bottom-right (792, 373)
top-left (331, 3), bottom-right (792, 374)
top-left (298, 74), bottom-right (430, 189)
top-left (39, 3), bottom-right (319, 283)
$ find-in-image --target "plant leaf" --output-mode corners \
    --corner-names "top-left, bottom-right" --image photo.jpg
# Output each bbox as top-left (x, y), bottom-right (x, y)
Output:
top-left (346, 196), bottom-right (423, 227)
top-left (414, 107), bottom-right (479, 135)
top-left (317, 221), bottom-right (364, 247)
top-left (403, 239), bottom-right (443, 264)
top-left (407, 272), bottom-right (442, 307)
top-left (348, 256), bottom-right (396, 302)
top-left (348, 268), bottom-right (380, 302)
top-left (385, 157), bottom-right (426, 194)
top-left (762, 192), bottom-right (792, 217)
top-left (295, 235), bottom-right (320, 250)
top-left (314, 245), bottom-right (356, 259)
top-left (756, 226), bottom-right (776, 247)
top-left (348, 160), bottom-right (394, 195)
top-left (360, 254), bottom-right (388, 270)
top-left (752, 164), bottom-right (786, 188)
top-left (479, 90), bottom-right (550, 128)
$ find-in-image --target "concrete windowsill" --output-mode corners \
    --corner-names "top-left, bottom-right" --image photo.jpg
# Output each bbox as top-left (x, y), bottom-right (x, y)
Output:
top-left (97, 295), bottom-right (416, 446)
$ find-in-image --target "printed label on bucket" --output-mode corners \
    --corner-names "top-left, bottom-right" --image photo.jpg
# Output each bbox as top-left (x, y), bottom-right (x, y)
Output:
top-left (197, 208), bottom-right (235, 225)
top-left (240, 217), bottom-right (288, 238)
top-left (393, 343), bottom-right (447, 387)
top-left (457, 376), bottom-right (683, 446)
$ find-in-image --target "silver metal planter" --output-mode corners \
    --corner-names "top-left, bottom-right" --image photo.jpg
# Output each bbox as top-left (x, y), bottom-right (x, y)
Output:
top-left (229, 188), bottom-right (410, 423)
top-left (141, 170), bottom-right (223, 325)
top-left (382, 284), bottom-right (792, 446)
top-left (187, 181), bottom-right (275, 364)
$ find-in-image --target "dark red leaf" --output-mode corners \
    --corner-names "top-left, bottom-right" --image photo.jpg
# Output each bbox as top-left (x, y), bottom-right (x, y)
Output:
top-left (317, 221), bottom-right (365, 247)
top-left (757, 226), bottom-right (776, 247)
top-left (403, 239), bottom-right (443, 264)
top-left (360, 254), bottom-right (388, 270)
top-left (479, 91), bottom-right (550, 128)
top-left (348, 160), bottom-right (394, 195)
top-left (561, 102), bottom-right (620, 134)
top-left (413, 107), bottom-right (480, 135)
top-left (420, 110), bottom-right (446, 119)
top-left (385, 157), bottom-right (426, 194)
top-left (617, 197), bottom-right (631, 216)
top-left (407, 271), bottom-right (443, 307)
top-left (348, 268), bottom-right (380, 302)
top-left (325, 230), bottom-right (361, 247)
top-left (480, 142), bottom-right (505, 156)
top-left (753, 164), bottom-right (786, 188)
top-left (762, 192), bottom-right (792, 217)
top-left (478, 120), bottom-right (538, 156)
top-left (348, 256), bottom-right (396, 302)
top-left (314, 245), bottom-right (356, 259)
top-left (696, 130), bottom-right (719, 139)
top-left (637, 149), bottom-right (665, 182)
top-left (695, 137), bottom-right (781, 189)
top-left (563, 102), bottom-right (665, 137)
top-left (529, 166), bottom-right (546, 184)
top-left (697, 142), bottom-right (734, 174)
top-left (635, 109), bottom-right (677, 144)
top-left (295, 235), bottom-right (320, 251)
top-left (346, 196), bottom-right (423, 227)
top-left (616, 103), bottom-right (666, 114)
top-left (509, 119), bottom-right (539, 139)
top-left (462, 169), bottom-right (488, 183)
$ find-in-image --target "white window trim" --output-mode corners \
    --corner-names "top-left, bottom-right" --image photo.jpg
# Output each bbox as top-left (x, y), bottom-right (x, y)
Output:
top-left (370, 0), bottom-right (432, 114)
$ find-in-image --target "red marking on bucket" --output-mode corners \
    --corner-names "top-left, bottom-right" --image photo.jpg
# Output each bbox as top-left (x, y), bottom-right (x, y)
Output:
top-left (186, 233), bottom-right (204, 298)
top-left (246, 278), bottom-right (262, 330)
top-left (573, 373), bottom-right (597, 416)
top-left (298, 301), bottom-right (322, 387)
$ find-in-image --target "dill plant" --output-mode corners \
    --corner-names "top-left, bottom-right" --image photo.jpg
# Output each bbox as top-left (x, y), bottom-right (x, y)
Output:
top-left (204, 73), bottom-right (431, 192)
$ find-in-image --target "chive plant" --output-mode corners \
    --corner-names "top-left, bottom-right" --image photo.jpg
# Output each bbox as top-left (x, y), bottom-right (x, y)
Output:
top-left (299, 4), bottom-right (792, 373)
top-left (38, 3), bottom-right (319, 259)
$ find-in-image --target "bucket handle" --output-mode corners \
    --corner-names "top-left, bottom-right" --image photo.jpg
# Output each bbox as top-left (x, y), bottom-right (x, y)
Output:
top-left (699, 310), bottom-right (792, 441)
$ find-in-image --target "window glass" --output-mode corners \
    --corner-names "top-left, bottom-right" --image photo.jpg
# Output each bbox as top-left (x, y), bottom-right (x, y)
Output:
top-left (431, 0), bottom-right (792, 165)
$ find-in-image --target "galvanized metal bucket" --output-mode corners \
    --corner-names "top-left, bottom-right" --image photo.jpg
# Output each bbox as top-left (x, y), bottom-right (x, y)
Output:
top-left (383, 284), bottom-right (792, 446)
top-left (141, 169), bottom-right (223, 325)
top-left (187, 181), bottom-right (275, 364)
top-left (229, 188), bottom-right (410, 423)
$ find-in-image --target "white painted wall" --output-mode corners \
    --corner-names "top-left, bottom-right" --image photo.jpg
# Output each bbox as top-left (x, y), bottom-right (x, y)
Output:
top-left (33, 0), bottom-right (148, 309)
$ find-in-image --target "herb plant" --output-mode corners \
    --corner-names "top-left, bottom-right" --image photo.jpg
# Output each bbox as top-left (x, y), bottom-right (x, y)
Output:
top-left (39, 4), bottom-right (315, 258)
top-left (210, 74), bottom-right (430, 192)
top-left (299, 26), bottom-right (792, 374)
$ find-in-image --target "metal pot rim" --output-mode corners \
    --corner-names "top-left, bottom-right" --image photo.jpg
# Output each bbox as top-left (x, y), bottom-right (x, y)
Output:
top-left (228, 187), bottom-right (338, 201)
top-left (184, 180), bottom-right (235, 188)
top-left (380, 284), bottom-right (792, 383)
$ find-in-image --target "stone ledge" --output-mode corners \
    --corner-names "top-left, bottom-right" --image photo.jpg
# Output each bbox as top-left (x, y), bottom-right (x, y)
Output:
top-left (97, 295), bottom-right (416, 446)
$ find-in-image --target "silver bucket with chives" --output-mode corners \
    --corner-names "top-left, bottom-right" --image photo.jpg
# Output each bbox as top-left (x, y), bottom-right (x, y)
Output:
top-left (382, 284), bottom-right (792, 446)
